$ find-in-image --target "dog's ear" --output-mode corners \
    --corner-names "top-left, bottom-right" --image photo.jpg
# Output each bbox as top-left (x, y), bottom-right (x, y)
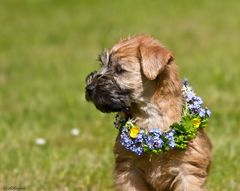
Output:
top-left (139, 44), bottom-right (173, 80)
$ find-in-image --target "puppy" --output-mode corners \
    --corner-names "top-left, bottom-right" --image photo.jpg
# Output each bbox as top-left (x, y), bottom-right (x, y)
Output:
top-left (85, 35), bottom-right (212, 191)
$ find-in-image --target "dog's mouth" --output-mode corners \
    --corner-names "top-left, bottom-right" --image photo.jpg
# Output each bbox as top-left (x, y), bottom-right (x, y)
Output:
top-left (85, 71), bottom-right (131, 113)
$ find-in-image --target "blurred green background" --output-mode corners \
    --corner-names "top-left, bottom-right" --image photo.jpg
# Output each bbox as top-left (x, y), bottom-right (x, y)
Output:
top-left (0, 0), bottom-right (239, 190)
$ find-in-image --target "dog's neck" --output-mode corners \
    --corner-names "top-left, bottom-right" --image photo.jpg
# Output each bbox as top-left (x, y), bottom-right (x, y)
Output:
top-left (131, 64), bottom-right (183, 132)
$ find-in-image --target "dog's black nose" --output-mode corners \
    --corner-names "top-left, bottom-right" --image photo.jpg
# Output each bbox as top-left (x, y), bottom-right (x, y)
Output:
top-left (85, 84), bottom-right (96, 101)
top-left (86, 84), bottom-right (95, 92)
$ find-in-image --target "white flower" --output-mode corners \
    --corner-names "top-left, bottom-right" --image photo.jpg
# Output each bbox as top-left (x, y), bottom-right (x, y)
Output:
top-left (71, 128), bottom-right (80, 136)
top-left (35, 138), bottom-right (46, 145)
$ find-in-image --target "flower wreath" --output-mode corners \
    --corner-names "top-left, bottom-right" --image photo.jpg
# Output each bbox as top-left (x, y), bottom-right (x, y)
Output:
top-left (114, 79), bottom-right (211, 155)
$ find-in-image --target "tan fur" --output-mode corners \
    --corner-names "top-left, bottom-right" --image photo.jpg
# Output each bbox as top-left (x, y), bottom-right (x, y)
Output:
top-left (108, 35), bottom-right (212, 191)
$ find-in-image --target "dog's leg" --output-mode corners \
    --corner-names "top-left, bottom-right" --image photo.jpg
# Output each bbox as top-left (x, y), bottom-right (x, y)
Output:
top-left (170, 174), bottom-right (207, 191)
top-left (114, 138), bottom-right (152, 191)
top-left (151, 169), bottom-right (208, 191)
top-left (115, 169), bottom-right (151, 191)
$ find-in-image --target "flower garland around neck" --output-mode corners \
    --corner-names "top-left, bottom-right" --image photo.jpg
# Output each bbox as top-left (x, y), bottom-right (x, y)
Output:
top-left (114, 79), bottom-right (211, 156)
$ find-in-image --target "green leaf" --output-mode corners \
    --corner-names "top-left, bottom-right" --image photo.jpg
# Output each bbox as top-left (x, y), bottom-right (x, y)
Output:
top-left (200, 118), bottom-right (209, 128)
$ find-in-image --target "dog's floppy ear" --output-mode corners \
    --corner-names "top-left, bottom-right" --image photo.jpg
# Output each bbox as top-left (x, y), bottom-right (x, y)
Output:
top-left (139, 44), bottom-right (173, 80)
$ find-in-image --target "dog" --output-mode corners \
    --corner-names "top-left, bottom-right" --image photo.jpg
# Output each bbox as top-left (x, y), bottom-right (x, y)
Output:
top-left (85, 35), bottom-right (212, 191)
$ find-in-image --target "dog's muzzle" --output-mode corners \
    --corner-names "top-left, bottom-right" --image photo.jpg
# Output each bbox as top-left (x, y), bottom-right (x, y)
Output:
top-left (85, 71), bottom-right (131, 113)
top-left (85, 71), bottom-right (98, 101)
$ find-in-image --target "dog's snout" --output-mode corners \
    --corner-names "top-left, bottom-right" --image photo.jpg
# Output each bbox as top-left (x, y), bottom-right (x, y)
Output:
top-left (86, 71), bottom-right (97, 85)
top-left (96, 74), bottom-right (102, 79)
top-left (86, 71), bottom-right (104, 86)
top-left (85, 83), bottom-right (96, 102)
top-left (86, 84), bottom-right (95, 92)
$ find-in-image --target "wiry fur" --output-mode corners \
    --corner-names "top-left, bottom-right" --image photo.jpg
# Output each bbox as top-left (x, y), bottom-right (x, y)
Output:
top-left (85, 35), bottom-right (212, 191)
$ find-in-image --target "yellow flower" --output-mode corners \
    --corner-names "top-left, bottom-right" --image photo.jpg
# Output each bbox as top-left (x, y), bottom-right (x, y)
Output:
top-left (130, 125), bottom-right (140, 138)
top-left (192, 117), bottom-right (201, 128)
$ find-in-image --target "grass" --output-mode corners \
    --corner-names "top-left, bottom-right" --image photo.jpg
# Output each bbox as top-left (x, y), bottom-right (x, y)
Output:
top-left (0, 0), bottom-right (240, 190)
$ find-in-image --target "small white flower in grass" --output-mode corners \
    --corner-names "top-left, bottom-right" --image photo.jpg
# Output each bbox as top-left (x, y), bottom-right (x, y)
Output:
top-left (35, 138), bottom-right (46, 145)
top-left (71, 128), bottom-right (80, 136)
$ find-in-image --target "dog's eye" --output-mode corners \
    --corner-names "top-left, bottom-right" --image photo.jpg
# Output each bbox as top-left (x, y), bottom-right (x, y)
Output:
top-left (115, 65), bottom-right (126, 74)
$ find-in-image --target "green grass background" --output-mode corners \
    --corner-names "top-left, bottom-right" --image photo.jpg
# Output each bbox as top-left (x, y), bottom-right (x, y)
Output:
top-left (0, 0), bottom-right (239, 190)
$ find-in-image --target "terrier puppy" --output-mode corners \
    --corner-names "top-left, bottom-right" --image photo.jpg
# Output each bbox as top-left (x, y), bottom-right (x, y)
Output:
top-left (85, 35), bottom-right (212, 191)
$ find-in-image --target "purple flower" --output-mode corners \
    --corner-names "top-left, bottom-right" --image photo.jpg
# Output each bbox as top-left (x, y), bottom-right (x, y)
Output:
top-left (149, 128), bottom-right (160, 133)
top-left (120, 128), bottom-right (133, 147)
top-left (195, 96), bottom-right (203, 105)
top-left (199, 108), bottom-right (206, 117)
top-left (206, 108), bottom-right (211, 117)
top-left (145, 136), bottom-right (154, 150)
top-left (153, 136), bottom-right (163, 149)
top-left (130, 145), bottom-right (143, 155)
top-left (183, 79), bottom-right (189, 86)
top-left (168, 130), bottom-right (174, 137)
top-left (121, 135), bottom-right (132, 147)
top-left (135, 132), bottom-right (144, 143)
top-left (185, 92), bottom-right (195, 101)
top-left (164, 130), bottom-right (176, 148)
top-left (149, 128), bottom-right (162, 140)
top-left (169, 139), bottom-right (176, 148)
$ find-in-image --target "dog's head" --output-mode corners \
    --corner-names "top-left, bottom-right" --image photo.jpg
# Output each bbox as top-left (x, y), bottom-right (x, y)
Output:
top-left (85, 35), bottom-right (174, 113)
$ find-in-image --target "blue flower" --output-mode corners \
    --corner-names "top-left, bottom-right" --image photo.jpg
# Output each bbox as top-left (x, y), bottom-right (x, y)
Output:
top-left (120, 127), bottom-right (146, 155)
top-left (120, 128), bottom-right (133, 147)
top-left (205, 108), bottom-right (211, 117)
top-left (169, 139), bottom-right (176, 148)
top-left (149, 128), bottom-right (162, 135)
top-left (164, 130), bottom-right (176, 148)
top-left (168, 130), bottom-right (175, 137)
top-left (183, 78), bottom-right (189, 86)
top-left (130, 145), bottom-right (143, 155)
top-left (153, 136), bottom-right (163, 149)
top-left (193, 99), bottom-right (202, 108)
top-left (121, 135), bottom-right (132, 147)
top-left (199, 108), bottom-right (206, 117)
top-left (135, 133), bottom-right (144, 143)
top-left (195, 96), bottom-right (203, 105)
top-left (185, 92), bottom-right (195, 101)
top-left (149, 128), bottom-right (160, 133)
top-left (145, 136), bottom-right (154, 150)
top-left (121, 127), bottom-right (128, 133)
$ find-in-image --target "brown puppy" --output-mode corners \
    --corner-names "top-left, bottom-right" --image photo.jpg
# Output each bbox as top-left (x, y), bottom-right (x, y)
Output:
top-left (86, 35), bottom-right (212, 191)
